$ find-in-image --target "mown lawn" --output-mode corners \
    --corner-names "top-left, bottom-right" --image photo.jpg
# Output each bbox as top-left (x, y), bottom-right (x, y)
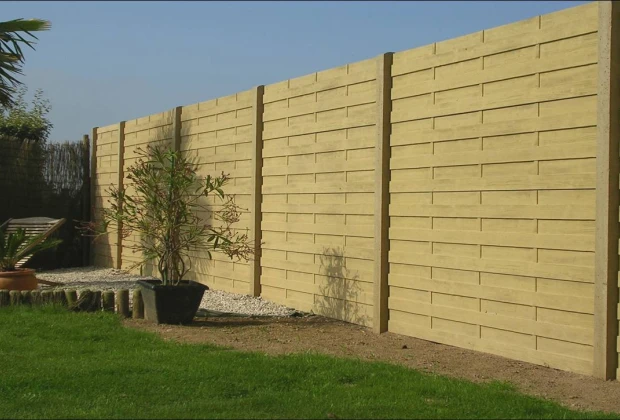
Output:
top-left (0, 305), bottom-right (617, 419)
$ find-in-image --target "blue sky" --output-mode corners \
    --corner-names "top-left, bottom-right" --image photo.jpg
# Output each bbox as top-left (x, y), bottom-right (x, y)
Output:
top-left (6, 0), bottom-right (589, 142)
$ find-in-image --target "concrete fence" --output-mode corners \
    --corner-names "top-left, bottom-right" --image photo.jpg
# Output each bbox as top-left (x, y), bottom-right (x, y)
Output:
top-left (89, 2), bottom-right (620, 379)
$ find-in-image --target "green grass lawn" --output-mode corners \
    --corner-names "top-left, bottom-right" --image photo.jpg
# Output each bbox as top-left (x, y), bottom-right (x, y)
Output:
top-left (0, 306), bottom-right (617, 420)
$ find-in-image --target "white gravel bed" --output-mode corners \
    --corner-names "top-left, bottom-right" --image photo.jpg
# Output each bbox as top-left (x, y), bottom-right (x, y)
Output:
top-left (36, 266), bottom-right (296, 317)
top-left (201, 289), bottom-right (295, 317)
top-left (37, 266), bottom-right (152, 291)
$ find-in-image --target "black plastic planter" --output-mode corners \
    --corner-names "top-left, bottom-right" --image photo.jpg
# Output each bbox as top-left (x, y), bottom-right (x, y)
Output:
top-left (137, 280), bottom-right (208, 325)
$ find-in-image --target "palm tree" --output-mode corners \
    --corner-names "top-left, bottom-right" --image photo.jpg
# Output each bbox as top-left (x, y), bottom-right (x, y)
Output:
top-left (0, 19), bottom-right (50, 107)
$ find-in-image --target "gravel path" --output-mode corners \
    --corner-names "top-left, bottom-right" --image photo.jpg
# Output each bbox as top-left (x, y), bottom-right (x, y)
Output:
top-left (37, 266), bottom-right (295, 317)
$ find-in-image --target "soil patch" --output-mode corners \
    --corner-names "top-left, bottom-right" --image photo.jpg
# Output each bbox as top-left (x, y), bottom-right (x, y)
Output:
top-left (125, 315), bottom-right (620, 415)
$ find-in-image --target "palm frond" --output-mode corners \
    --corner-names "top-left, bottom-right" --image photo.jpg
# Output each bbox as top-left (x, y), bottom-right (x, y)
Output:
top-left (0, 18), bottom-right (50, 107)
top-left (0, 19), bottom-right (51, 34)
top-left (0, 227), bottom-right (61, 271)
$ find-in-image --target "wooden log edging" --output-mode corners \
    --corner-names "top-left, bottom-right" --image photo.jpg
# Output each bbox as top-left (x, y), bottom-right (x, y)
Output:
top-left (0, 287), bottom-right (144, 318)
top-left (30, 290), bottom-right (41, 305)
top-left (9, 290), bottom-right (21, 306)
top-left (65, 290), bottom-right (78, 308)
top-left (0, 289), bottom-right (9, 307)
top-left (21, 290), bottom-right (31, 305)
top-left (53, 290), bottom-right (67, 305)
top-left (41, 290), bottom-right (53, 304)
top-left (102, 290), bottom-right (115, 312)
top-left (132, 289), bottom-right (143, 319)
top-left (116, 289), bottom-right (130, 318)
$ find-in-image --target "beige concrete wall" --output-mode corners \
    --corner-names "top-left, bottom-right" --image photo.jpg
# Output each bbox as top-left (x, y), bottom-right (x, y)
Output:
top-left (180, 90), bottom-right (255, 294)
top-left (121, 111), bottom-right (174, 275)
top-left (90, 2), bottom-right (617, 377)
top-left (386, 2), bottom-right (598, 375)
top-left (92, 124), bottom-right (121, 268)
top-left (259, 59), bottom-right (377, 326)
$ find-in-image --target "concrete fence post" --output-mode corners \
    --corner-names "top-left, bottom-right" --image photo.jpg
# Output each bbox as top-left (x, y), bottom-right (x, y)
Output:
top-left (373, 52), bottom-right (393, 334)
top-left (82, 134), bottom-right (91, 267)
top-left (172, 106), bottom-right (182, 153)
top-left (90, 127), bottom-right (98, 266)
top-left (250, 85), bottom-right (265, 297)
top-left (594, 0), bottom-right (620, 380)
top-left (116, 122), bottom-right (126, 270)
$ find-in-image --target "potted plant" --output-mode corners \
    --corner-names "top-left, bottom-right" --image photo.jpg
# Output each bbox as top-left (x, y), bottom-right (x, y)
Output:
top-left (86, 145), bottom-right (253, 324)
top-left (0, 227), bottom-right (61, 290)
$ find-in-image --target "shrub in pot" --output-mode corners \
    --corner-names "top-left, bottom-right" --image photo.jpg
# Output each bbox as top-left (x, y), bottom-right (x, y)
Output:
top-left (0, 227), bottom-right (61, 290)
top-left (85, 145), bottom-right (253, 324)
